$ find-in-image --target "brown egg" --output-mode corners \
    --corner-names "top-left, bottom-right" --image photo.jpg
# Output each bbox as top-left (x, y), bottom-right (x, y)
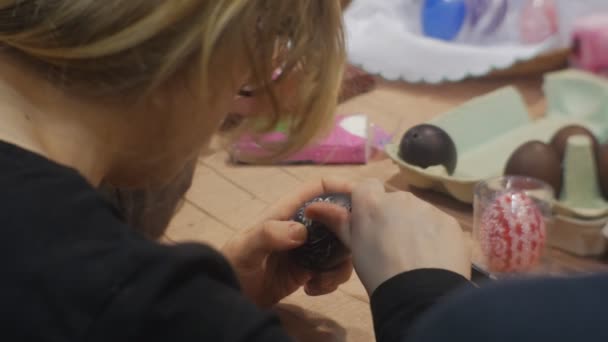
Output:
top-left (598, 144), bottom-right (608, 200)
top-left (550, 125), bottom-right (599, 161)
top-left (504, 141), bottom-right (562, 195)
top-left (399, 124), bottom-right (457, 175)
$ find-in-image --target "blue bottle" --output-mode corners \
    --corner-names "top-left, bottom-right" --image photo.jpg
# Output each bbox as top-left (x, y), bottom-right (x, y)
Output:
top-left (421, 0), bottom-right (468, 41)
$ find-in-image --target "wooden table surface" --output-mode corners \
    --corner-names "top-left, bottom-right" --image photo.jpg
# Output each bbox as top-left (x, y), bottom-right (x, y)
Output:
top-left (165, 74), bottom-right (608, 342)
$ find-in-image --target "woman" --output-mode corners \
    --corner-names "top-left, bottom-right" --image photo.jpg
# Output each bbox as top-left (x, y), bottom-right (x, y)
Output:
top-left (0, 1), bottom-right (472, 341)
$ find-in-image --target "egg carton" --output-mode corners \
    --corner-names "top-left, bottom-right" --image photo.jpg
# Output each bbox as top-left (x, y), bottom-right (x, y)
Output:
top-left (551, 215), bottom-right (608, 257)
top-left (386, 70), bottom-right (608, 255)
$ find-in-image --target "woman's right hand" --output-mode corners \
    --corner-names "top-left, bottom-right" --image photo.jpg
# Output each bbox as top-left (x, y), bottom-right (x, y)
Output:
top-left (306, 179), bottom-right (471, 295)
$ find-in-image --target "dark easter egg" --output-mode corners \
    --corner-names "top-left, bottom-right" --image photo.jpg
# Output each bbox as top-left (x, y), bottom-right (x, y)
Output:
top-left (550, 125), bottom-right (599, 161)
top-left (399, 124), bottom-right (458, 175)
top-left (504, 141), bottom-right (562, 195)
top-left (289, 193), bottom-right (351, 271)
top-left (598, 144), bottom-right (608, 200)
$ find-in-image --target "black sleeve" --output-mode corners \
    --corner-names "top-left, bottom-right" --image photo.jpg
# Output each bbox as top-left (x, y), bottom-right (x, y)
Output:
top-left (85, 243), bottom-right (294, 342)
top-left (370, 269), bottom-right (473, 342)
top-left (139, 274), bottom-right (291, 341)
top-left (405, 275), bottom-right (608, 342)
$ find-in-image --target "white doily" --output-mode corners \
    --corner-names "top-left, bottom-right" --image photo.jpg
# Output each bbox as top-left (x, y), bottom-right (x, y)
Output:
top-left (345, 0), bottom-right (608, 83)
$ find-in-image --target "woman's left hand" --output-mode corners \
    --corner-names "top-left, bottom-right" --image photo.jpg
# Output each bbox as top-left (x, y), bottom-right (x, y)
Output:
top-left (222, 179), bottom-right (353, 308)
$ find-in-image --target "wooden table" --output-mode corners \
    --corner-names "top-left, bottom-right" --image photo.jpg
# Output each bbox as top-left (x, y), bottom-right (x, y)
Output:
top-left (165, 75), bottom-right (608, 342)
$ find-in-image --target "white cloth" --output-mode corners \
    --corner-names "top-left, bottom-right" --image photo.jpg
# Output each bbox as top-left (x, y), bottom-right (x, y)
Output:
top-left (345, 0), bottom-right (608, 83)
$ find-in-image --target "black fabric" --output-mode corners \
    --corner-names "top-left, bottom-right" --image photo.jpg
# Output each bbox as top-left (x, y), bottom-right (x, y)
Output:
top-left (406, 274), bottom-right (608, 342)
top-left (0, 141), bottom-right (290, 341)
top-left (371, 269), bottom-right (473, 342)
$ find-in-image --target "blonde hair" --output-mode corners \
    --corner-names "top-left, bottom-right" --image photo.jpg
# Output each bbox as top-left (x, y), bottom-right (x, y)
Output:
top-left (0, 0), bottom-right (345, 160)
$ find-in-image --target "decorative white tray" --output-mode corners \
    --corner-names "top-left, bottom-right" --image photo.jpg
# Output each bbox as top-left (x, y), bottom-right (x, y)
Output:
top-left (344, 0), bottom-right (608, 83)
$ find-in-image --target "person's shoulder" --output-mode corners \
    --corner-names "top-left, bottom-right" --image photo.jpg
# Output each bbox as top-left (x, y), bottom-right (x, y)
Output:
top-left (407, 274), bottom-right (608, 342)
top-left (0, 140), bottom-right (121, 227)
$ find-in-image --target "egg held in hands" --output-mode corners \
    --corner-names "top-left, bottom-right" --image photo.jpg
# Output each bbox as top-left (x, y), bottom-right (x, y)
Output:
top-left (289, 193), bottom-right (351, 271)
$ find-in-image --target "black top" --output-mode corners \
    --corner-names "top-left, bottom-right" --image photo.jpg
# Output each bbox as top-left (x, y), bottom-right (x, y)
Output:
top-left (0, 141), bottom-right (469, 341)
top-left (407, 274), bottom-right (608, 342)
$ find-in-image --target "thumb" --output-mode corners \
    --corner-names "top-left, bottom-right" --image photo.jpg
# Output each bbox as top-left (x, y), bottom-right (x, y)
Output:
top-left (237, 221), bottom-right (308, 263)
top-left (304, 202), bottom-right (351, 248)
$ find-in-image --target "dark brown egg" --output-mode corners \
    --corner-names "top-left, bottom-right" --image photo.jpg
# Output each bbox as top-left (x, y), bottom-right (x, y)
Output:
top-left (550, 125), bottom-right (599, 161)
top-left (399, 124), bottom-right (457, 175)
top-left (504, 141), bottom-right (562, 195)
top-left (289, 193), bottom-right (351, 271)
top-left (598, 144), bottom-right (608, 200)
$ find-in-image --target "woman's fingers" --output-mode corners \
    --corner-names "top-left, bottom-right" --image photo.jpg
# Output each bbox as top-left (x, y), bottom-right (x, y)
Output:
top-left (352, 178), bottom-right (385, 207)
top-left (304, 259), bottom-right (354, 296)
top-left (260, 178), bottom-right (353, 221)
top-left (321, 178), bottom-right (354, 196)
top-left (227, 220), bottom-right (307, 266)
top-left (303, 202), bottom-right (351, 246)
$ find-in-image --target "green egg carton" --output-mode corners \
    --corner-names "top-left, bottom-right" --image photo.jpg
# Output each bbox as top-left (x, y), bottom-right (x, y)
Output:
top-left (386, 70), bottom-right (608, 219)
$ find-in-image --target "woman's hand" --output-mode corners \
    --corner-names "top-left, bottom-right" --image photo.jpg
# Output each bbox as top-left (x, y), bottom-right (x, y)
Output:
top-left (306, 179), bottom-right (471, 295)
top-left (222, 179), bottom-right (354, 308)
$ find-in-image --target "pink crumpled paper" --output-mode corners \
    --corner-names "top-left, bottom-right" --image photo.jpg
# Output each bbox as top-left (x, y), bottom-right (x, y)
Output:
top-left (231, 114), bottom-right (392, 165)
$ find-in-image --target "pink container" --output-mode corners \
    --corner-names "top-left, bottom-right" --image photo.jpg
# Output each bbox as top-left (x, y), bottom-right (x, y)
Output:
top-left (571, 14), bottom-right (608, 73)
top-left (231, 114), bottom-right (392, 165)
